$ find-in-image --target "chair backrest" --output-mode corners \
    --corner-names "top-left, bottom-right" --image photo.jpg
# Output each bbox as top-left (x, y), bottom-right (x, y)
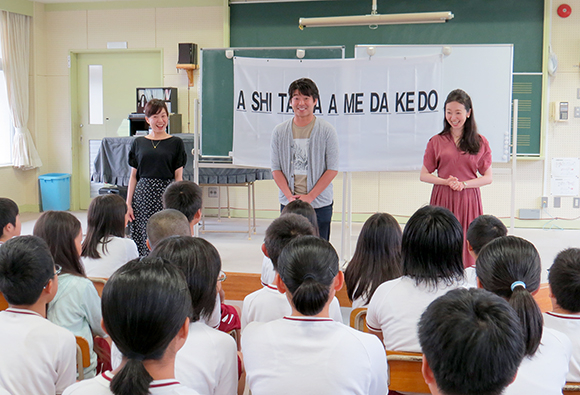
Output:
top-left (0, 292), bottom-right (8, 311)
top-left (532, 283), bottom-right (551, 313)
top-left (386, 350), bottom-right (431, 394)
top-left (349, 307), bottom-right (369, 332)
top-left (564, 382), bottom-right (580, 395)
top-left (75, 336), bottom-right (91, 380)
top-left (89, 277), bottom-right (108, 297)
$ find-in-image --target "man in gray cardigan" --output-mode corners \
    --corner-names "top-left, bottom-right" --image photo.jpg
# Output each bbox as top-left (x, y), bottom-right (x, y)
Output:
top-left (270, 78), bottom-right (339, 241)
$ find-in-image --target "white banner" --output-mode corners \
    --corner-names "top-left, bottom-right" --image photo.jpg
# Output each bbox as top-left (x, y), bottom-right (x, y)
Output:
top-left (233, 55), bottom-right (442, 172)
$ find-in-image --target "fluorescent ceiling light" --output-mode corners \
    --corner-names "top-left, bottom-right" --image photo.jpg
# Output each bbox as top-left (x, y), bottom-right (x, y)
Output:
top-left (299, 1), bottom-right (453, 29)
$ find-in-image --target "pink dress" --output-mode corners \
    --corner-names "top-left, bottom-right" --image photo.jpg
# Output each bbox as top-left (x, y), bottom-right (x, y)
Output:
top-left (423, 133), bottom-right (492, 268)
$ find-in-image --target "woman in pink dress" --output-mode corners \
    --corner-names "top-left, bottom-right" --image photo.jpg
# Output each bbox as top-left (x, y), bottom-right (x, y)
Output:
top-left (420, 89), bottom-right (493, 268)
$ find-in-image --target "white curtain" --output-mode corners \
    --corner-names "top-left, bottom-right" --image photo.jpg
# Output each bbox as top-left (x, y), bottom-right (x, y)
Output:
top-left (1, 11), bottom-right (41, 170)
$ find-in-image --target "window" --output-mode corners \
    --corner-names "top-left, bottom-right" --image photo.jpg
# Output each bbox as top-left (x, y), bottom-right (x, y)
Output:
top-left (0, 56), bottom-right (13, 166)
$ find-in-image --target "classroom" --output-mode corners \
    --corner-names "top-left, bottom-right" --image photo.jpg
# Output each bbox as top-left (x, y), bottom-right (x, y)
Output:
top-left (0, 0), bottom-right (577, 228)
top-left (1, 1), bottom-right (580, 394)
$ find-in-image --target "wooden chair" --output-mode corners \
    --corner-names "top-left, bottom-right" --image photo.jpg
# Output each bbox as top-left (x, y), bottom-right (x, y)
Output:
top-left (0, 291), bottom-right (8, 311)
top-left (88, 277), bottom-right (108, 297)
top-left (349, 307), bottom-right (369, 332)
top-left (564, 382), bottom-right (580, 395)
top-left (75, 336), bottom-right (91, 380)
top-left (386, 350), bottom-right (431, 394)
top-left (532, 283), bottom-right (551, 313)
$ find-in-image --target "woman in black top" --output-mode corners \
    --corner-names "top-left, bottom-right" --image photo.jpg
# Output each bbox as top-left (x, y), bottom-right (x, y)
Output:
top-left (126, 99), bottom-right (187, 256)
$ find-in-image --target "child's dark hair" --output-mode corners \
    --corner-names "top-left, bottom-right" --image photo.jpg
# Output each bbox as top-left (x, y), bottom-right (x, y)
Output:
top-left (150, 236), bottom-right (220, 322)
top-left (440, 89), bottom-right (481, 154)
top-left (33, 211), bottom-right (85, 277)
top-left (0, 197), bottom-right (18, 238)
top-left (103, 257), bottom-right (192, 395)
top-left (146, 209), bottom-right (191, 250)
top-left (419, 288), bottom-right (525, 395)
top-left (82, 194), bottom-right (127, 259)
top-left (163, 181), bottom-right (203, 223)
top-left (281, 200), bottom-right (319, 236)
top-left (264, 213), bottom-right (315, 271)
top-left (548, 248), bottom-right (580, 313)
top-left (288, 78), bottom-right (320, 101)
top-left (144, 98), bottom-right (169, 117)
top-left (345, 213), bottom-right (402, 304)
top-left (476, 236), bottom-right (542, 356)
top-left (402, 206), bottom-right (464, 287)
top-left (0, 236), bottom-right (55, 306)
top-left (277, 235), bottom-right (339, 316)
top-left (466, 215), bottom-right (507, 256)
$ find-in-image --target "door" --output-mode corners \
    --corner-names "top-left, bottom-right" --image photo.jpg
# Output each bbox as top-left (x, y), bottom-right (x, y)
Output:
top-left (74, 51), bottom-right (162, 209)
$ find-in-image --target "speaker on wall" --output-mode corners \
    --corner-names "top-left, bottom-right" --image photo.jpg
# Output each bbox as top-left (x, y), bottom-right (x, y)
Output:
top-left (178, 43), bottom-right (198, 65)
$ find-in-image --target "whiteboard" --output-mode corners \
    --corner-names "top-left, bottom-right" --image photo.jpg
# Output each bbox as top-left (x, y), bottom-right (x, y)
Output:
top-left (355, 44), bottom-right (513, 163)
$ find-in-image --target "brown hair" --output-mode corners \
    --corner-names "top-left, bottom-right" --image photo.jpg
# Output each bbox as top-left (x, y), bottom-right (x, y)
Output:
top-left (440, 89), bottom-right (481, 154)
top-left (144, 99), bottom-right (168, 117)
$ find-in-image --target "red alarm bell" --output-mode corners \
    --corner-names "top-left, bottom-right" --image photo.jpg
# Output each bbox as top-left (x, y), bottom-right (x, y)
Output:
top-left (557, 4), bottom-right (572, 18)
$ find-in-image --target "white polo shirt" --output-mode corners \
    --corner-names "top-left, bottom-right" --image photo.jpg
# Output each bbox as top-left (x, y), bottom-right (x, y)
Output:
top-left (260, 256), bottom-right (276, 286)
top-left (366, 275), bottom-right (468, 351)
top-left (503, 326), bottom-right (572, 395)
top-left (242, 316), bottom-right (388, 395)
top-left (81, 236), bottom-right (139, 278)
top-left (543, 311), bottom-right (580, 382)
top-left (241, 283), bottom-right (343, 329)
top-left (0, 308), bottom-right (76, 395)
top-left (63, 371), bottom-right (200, 395)
top-left (175, 321), bottom-right (238, 395)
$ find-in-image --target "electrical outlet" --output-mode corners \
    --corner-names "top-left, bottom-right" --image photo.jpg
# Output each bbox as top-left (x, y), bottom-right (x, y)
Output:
top-left (554, 196), bottom-right (561, 208)
top-left (575, 107), bottom-right (580, 118)
top-left (208, 186), bottom-right (218, 198)
top-left (574, 198), bottom-right (580, 208)
top-left (541, 197), bottom-right (548, 208)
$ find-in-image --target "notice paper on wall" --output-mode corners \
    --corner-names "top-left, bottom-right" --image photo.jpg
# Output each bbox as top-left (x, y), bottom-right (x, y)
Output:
top-left (551, 158), bottom-right (579, 196)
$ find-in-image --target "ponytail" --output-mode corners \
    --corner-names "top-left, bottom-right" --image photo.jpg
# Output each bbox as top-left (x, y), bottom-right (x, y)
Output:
top-left (110, 358), bottom-right (152, 395)
top-left (291, 278), bottom-right (330, 316)
top-left (508, 286), bottom-right (543, 356)
top-left (277, 236), bottom-right (339, 316)
top-left (476, 236), bottom-right (543, 357)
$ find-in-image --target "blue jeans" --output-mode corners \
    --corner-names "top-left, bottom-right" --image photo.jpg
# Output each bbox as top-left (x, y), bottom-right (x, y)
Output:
top-left (280, 202), bottom-right (333, 241)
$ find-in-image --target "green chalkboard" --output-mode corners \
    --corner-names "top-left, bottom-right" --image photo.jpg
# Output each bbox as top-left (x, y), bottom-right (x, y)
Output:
top-left (230, 0), bottom-right (544, 155)
top-left (200, 46), bottom-right (344, 157)
top-left (512, 75), bottom-right (542, 155)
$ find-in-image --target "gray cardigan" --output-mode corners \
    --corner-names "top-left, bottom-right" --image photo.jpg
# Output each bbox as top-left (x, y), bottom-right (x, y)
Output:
top-left (270, 117), bottom-right (339, 208)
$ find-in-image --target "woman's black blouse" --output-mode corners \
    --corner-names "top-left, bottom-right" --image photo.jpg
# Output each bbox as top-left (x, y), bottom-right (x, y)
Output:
top-left (128, 136), bottom-right (187, 180)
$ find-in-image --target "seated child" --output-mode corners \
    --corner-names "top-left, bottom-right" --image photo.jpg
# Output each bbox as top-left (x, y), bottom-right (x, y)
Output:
top-left (0, 198), bottom-right (21, 244)
top-left (477, 236), bottom-right (572, 395)
top-left (63, 257), bottom-right (197, 395)
top-left (261, 200), bottom-right (319, 286)
top-left (163, 180), bottom-right (203, 234)
top-left (34, 211), bottom-right (106, 379)
top-left (0, 236), bottom-right (76, 394)
top-left (151, 236), bottom-right (239, 395)
top-left (344, 212), bottom-right (402, 309)
top-left (242, 236), bottom-right (388, 395)
top-left (146, 209), bottom-right (191, 251)
top-left (81, 194), bottom-right (138, 278)
top-left (418, 288), bottom-right (525, 395)
top-left (464, 214), bottom-right (507, 285)
top-left (544, 248), bottom-right (580, 382)
top-left (366, 205), bottom-right (469, 351)
top-left (163, 181), bottom-right (241, 337)
top-left (242, 214), bottom-right (343, 329)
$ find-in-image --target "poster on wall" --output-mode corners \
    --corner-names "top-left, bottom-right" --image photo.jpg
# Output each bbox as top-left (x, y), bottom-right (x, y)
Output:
top-left (232, 55), bottom-right (442, 172)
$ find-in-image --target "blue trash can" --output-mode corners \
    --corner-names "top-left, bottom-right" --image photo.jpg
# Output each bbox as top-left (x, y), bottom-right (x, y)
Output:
top-left (39, 173), bottom-right (71, 211)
